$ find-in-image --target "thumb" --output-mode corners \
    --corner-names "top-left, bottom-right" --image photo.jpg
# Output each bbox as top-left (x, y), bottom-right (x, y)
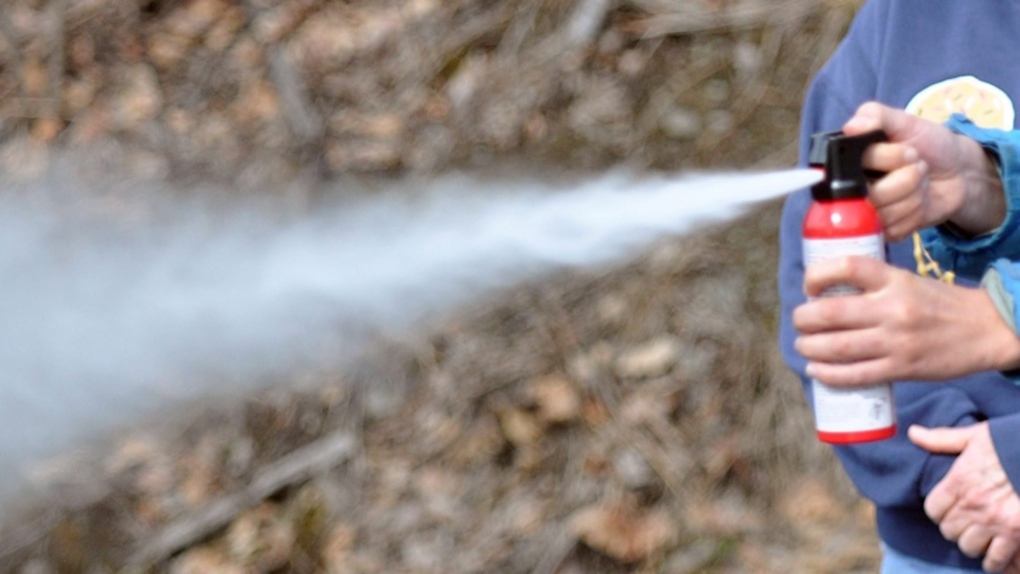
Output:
top-left (842, 101), bottom-right (885, 135)
top-left (843, 101), bottom-right (920, 143)
top-left (908, 424), bottom-right (977, 454)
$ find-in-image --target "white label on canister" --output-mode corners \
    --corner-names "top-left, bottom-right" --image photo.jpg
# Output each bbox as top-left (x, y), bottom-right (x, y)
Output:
top-left (802, 233), bottom-right (893, 435)
top-left (811, 378), bottom-right (895, 432)
top-left (803, 234), bottom-right (885, 270)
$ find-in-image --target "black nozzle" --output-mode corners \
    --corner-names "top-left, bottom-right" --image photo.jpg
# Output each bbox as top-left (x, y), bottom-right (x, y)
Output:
top-left (808, 129), bottom-right (888, 201)
top-left (808, 131), bottom-right (842, 168)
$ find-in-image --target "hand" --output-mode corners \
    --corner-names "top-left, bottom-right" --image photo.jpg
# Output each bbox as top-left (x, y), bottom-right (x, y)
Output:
top-left (793, 256), bottom-right (1020, 387)
top-left (842, 102), bottom-right (1004, 241)
top-left (910, 423), bottom-right (1020, 573)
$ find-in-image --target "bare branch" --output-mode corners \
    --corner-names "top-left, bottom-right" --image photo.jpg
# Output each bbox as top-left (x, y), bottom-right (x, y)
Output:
top-left (266, 45), bottom-right (323, 144)
top-left (630, 0), bottom-right (820, 37)
top-left (46, 0), bottom-right (68, 120)
top-left (128, 432), bottom-right (355, 568)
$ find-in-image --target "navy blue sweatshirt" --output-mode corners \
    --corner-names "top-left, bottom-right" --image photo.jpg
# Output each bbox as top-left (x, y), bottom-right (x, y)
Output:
top-left (779, 1), bottom-right (1020, 568)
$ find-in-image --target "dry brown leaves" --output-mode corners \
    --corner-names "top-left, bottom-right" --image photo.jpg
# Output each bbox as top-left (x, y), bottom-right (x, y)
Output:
top-left (0, 0), bottom-right (877, 572)
top-left (571, 501), bottom-right (677, 563)
top-left (0, 0), bottom-right (860, 184)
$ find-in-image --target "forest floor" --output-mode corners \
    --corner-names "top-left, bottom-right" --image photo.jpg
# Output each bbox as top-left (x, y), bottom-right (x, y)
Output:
top-left (0, 0), bottom-right (879, 572)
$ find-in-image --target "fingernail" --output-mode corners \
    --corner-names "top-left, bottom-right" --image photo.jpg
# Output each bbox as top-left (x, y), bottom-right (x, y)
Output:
top-left (805, 362), bottom-right (817, 378)
top-left (904, 147), bottom-right (918, 163)
top-left (844, 118), bottom-right (867, 132)
top-left (917, 160), bottom-right (929, 177)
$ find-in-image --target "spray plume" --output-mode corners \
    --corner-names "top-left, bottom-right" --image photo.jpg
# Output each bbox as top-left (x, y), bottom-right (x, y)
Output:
top-left (0, 165), bottom-right (820, 496)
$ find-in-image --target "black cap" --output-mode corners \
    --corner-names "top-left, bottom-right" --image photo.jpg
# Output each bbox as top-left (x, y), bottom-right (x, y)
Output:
top-left (809, 130), bottom-right (888, 201)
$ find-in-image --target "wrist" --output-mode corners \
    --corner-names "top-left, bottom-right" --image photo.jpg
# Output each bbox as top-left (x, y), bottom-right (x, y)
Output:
top-left (969, 285), bottom-right (1020, 372)
top-left (952, 135), bottom-right (1006, 235)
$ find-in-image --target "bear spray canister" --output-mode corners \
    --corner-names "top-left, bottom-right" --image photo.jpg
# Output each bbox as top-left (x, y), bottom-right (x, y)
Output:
top-left (803, 130), bottom-right (896, 444)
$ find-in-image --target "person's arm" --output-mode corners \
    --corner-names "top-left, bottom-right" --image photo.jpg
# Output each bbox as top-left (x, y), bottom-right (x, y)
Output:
top-left (795, 103), bottom-right (1020, 569)
top-left (779, 6), bottom-right (978, 523)
top-left (792, 104), bottom-right (1020, 566)
top-left (793, 256), bottom-right (1020, 386)
top-left (909, 417), bottom-right (1020, 573)
top-left (792, 109), bottom-right (1020, 385)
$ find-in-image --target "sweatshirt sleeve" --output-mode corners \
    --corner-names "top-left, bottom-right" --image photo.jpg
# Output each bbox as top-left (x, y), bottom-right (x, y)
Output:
top-left (921, 114), bottom-right (1020, 279)
top-left (989, 414), bottom-right (1020, 495)
top-left (926, 119), bottom-right (1020, 514)
top-left (779, 2), bottom-right (983, 509)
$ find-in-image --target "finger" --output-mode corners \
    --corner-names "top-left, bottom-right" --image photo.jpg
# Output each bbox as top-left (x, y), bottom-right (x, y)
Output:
top-left (793, 297), bottom-right (876, 334)
top-left (875, 197), bottom-right (925, 244)
top-left (958, 523), bottom-right (995, 558)
top-left (885, 215), bottom-right (927, 244)
top-left (985, 536), bottom-right (1020, 573)
top-left (925, 479), bottom-right (960, 524)
top-left (868, 162), bottom-right (928, 210)
top-left (860, 142), bottom-right (919, 174)
top-left (909, 425), bottom-right (975, 454)
top-left (869, 165), bottom-right (929, 242)
top-left (796, 329), bottom-right (887, 363)
top-left (805, 357), bottom-right (895, 387)
top-left (802, 256), bottom-right (892, 298)
top-left (939, 510), bottom-right (966, 542)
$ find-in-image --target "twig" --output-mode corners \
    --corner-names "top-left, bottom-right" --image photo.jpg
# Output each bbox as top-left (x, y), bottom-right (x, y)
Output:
top-left (47, 0), bottom-right (68, 120)
top-left (241, 0), bottom-right (323, 145)
top-left (563, 0), bottom-right (612, 49)
top-left (531, 528), bottom-right (576, 574)
top-left (0, 8), bottom-right (22, 98)
top-left (128, 432), bottom-right (355, 568)
top-left (630, 0), bottom-right (820, 38)
top-left (429, 4), bottom-right (516, 79)
top-left (635, 61), bottom-right (726, 137)
top-left (0, 509), bottom-right (61, 559)
top-left (531, 0), bottom-right (612, 65)
top-left (587, 370), bottom-right (696, 506)
top-left (496, 0), bottom-right (543, 60)
top-left (253, 0), bottom-right (323, 44)
top-left (266, 45), bottom-right (323, 145)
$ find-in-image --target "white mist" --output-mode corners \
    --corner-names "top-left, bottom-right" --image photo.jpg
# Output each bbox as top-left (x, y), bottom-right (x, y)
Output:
top-left (0, 166), bottom-right (820, 497)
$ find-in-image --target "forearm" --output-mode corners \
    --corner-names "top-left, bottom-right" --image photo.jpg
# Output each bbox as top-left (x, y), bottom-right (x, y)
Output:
top-left (795, 258), bottom-right (1020, 385)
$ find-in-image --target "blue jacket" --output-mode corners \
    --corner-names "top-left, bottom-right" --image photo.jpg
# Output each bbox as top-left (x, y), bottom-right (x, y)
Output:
top-left (926, 115), bottom-right (1020, 280)
top-left (779, 1), bottom-right (1020, 568)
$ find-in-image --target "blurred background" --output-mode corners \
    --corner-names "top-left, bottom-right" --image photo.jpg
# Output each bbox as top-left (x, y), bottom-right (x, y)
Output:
top-left (0, 0), bottom-right (875, 572)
